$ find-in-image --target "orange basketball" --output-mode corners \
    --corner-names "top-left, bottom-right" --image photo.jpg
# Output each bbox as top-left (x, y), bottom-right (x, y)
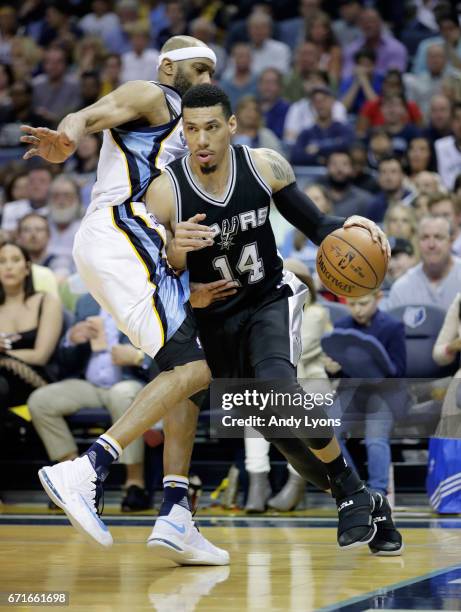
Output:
top-left (316, 226), bottom-right (388, 297)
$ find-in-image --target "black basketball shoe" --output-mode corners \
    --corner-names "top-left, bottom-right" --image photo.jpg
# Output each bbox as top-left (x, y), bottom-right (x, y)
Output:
top-left (369, 492), bottom-right (404, 556)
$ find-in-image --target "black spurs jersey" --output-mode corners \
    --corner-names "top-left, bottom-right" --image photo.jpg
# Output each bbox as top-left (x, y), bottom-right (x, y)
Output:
top-left (164, 145), bottom-right (284, 315)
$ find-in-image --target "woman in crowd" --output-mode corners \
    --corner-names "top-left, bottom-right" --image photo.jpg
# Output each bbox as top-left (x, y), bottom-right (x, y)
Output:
top-left (233, 95), bottom-right (284, 155)
top-left (0, 242), bottom-right (62, 409)
top-left (305, 12), bottom-right (342, 89)
top-left (383, 203), bottom-right (419, 256)
top-left (406, 136), bottom-right (436, 179)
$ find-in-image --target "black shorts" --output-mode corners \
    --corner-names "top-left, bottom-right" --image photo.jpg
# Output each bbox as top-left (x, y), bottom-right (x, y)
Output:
top-left (154, 304), bottom-right (204, 373)
top-left (195, 281), bottom-right (307, 378)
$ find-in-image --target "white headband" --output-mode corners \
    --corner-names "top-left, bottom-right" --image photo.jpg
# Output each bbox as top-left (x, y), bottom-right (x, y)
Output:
top-left (157, 47), bottom-right (217, 69)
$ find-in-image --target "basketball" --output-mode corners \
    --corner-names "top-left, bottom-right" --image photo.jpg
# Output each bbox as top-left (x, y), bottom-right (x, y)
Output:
top-left (316, 226), bottom-right (388, 297)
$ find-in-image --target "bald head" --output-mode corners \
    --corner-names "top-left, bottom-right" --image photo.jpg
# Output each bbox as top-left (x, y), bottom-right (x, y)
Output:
top-left (158, 36), bottom-right (214, 95)
top-left (160, 35), bottom-right (208, 54)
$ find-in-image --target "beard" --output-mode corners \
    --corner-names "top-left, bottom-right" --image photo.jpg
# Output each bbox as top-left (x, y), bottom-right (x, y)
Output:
top-left (173, 67), bottom-right (194, 96)
top-left (329, 176), bottom-right (351, 190)
top-left (200, 164), bottom-right (217, 174)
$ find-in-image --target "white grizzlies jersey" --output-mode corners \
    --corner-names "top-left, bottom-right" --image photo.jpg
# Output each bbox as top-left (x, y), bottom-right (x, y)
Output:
top-left (87, 82), bottom-right (186, 214)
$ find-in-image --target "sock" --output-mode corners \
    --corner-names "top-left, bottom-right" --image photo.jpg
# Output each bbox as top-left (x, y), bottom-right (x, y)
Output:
top-left (158, 475), bottom-right (190, 516)
top-left (84, 434), bottom-right (122, 481)
top-left (324, 453), bottom-right (348, 479)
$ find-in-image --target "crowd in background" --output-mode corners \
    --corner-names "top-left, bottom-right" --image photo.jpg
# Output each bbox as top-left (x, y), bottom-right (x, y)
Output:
top-left (1, 0), bottom-right (461, 510)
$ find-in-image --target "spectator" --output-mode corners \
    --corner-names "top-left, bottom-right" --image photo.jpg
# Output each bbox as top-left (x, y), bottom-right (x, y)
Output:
top-left (427, 192), bottom-right (461, 256)
top-left (65, 133), bottom-right (101, 207)
top-left (284, 71), bottom-right (347, 144)
top-left (120, 22), bottom-right (159, 83)
top-left (78, 71), bottom-right (101, 109)
top-left (423, 94), bottom-right (453, 146)
top-left (189, 17), bottom-right (227, 79)
top-left (319, 151), bottom-right (370, 217)
top-left (385, 216), bottom-right (461, 311)
top-left (305, 11), bottom-right (342, 88)
top-left (100, 53), bottom-right (122, 97)
top-left (276, 0), bottom-right (323, 52)
top-left (103, 0), bottom-right (140, 54)
top-left (342, 8), bottom-right (408, 79)
top-left (75, 35), bottom-right (108, 75)
top-left (333, 0), bottom-right (363, 47)
top-left (380, 94), bottom-right (423, 157)
top-left (0, 80), bottom-right (51, 147)
top-left (3, 171), bottom-right (29, 205)
top-left (0, 5), bottom-right (18, 64)
top-left (291, 87), bottom-right (353, 166)
top-left (404, 43), bottom-right (448, 117)
top-left (32, 47), bottom-right (81, 125)
top-left (357, 70), bottom-right (423, 138)
top-left (386, 238), bottom-right (417, 286)
top-left (46, 176), bottom-right (82, 279)
top-left (325, 290), bottom-right (406, 497)
top-left (37, 3), bottom-right (81, 50)
top-left (219, 43), bottom-right (258, 110)
top-left (233, 96), bottom-right (284, 156)
top-left (246, 11), bottom-right (291, 76)
top-left (411, 192), bottom-right (430, 222)
top-left (367, 156), bottom-right (416, 223)
top-left (257, 68), bottom-right (290, 141)
top-left (9, 35), bottom-right (42, 82)
top-left (1, 165), bottom-right (52, 233)
top-left (28, 293), bottom-right (152, 512)
top-left (367, 129), bottom-right (393, 170)
top-left (455, 173), bottom-right (461, 199)
top-left (413, 9), bottom-right (461, 75)
top-left (339, 49), bottom-right (383, 116)
top-left (79, 0), bottom-right (120, 40)
top-left (435, 102), bottom-right (461, 191)
top-left (432, 291), bottom-right (461, 378)
top-left (0, 241), bottom-right (62, 409)
top-left (413, 170), bottom-right (445, 195)
top-left (383, 203), bottom-right (418, 256)
top-left (283, 42), bottom-right (320, 103)
top-left (349, 142), bottom-right (380, 194)
top-left (0, 62), bottom-right (13, 107)
top-left (406, 137), bottom-right (435, 179)
top-left (157, 0), bottom-right (189, 50)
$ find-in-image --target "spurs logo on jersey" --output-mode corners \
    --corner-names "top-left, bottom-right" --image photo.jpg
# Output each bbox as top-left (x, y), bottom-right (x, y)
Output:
top-left (165, 145), bottom-right (286, 315)
top-left (210, 207), bottom-right (269, 251)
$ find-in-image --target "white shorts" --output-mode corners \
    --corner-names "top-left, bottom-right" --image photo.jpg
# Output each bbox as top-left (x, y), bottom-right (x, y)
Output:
top-left (73, 203), bottom-right (188, 358)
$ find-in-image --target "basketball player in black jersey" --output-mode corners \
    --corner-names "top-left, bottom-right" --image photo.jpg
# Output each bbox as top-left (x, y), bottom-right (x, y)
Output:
top-left (146, 84), bottom-right (403, 555)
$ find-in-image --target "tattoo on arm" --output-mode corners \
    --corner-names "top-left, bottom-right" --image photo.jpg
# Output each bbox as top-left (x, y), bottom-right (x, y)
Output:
top-left (264, 149), bottom-right (295, 184)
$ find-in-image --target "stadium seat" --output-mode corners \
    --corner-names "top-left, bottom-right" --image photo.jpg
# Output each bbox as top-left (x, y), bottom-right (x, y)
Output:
top-left (388, 304), bottom-right (459, 378)
top-left (320, 300), bottom-right (349, 324)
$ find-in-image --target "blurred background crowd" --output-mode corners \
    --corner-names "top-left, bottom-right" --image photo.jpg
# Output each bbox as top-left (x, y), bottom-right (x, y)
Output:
top-left (1, 0), bottom-right (461, 512)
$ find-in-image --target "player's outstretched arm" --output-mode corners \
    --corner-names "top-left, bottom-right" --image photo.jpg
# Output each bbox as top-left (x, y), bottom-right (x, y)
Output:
top-left (20, 81), bottom-right (168, 163)
top-left (252, 148), bottom-right (389, 255)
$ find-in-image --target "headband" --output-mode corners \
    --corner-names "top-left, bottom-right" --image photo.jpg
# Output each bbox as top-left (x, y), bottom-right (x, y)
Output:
top-left (157, 47), bottom-right (217, 69)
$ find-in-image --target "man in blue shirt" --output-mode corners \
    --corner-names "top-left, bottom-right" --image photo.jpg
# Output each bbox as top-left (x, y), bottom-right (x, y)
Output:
top-left (258, 67), bottom-right (290, 140)
top-left (290, 87), bottom-right (354, 166)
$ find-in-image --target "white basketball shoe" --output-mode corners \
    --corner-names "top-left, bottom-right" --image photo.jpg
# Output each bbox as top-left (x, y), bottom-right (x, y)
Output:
top-left (147, 504), bottom-right (230, 565)
top-left (38, 455), bottom-right (113, 547)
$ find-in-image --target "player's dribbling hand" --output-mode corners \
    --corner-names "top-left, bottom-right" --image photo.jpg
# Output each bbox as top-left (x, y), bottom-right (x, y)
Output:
top-left (189, 279), bottom-right (239, 308)
top-left (343, 215), bottom-right (391, 259)
top-left (173, 213), bottom-right (215, 252)
top-left (20, 126), bottom-right (77, 162)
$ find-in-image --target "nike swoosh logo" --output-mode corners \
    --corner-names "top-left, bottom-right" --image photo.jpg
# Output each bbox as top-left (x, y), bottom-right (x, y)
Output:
top-left (156, 518), bottom-right (186, 534)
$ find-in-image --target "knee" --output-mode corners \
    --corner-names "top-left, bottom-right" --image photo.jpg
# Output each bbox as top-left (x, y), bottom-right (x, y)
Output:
top-left (174, 360), bottom-right (211, 393)
top-left (28, 386), bottom-right (54, 418)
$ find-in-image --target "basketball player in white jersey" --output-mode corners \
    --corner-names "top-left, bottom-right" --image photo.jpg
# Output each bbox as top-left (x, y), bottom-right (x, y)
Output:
top-left (20, 37), bottom-right (232, 566)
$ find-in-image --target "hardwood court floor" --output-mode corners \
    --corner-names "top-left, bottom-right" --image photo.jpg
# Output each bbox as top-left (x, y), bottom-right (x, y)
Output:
top-left (1, 516), bottom-right (461, 611)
